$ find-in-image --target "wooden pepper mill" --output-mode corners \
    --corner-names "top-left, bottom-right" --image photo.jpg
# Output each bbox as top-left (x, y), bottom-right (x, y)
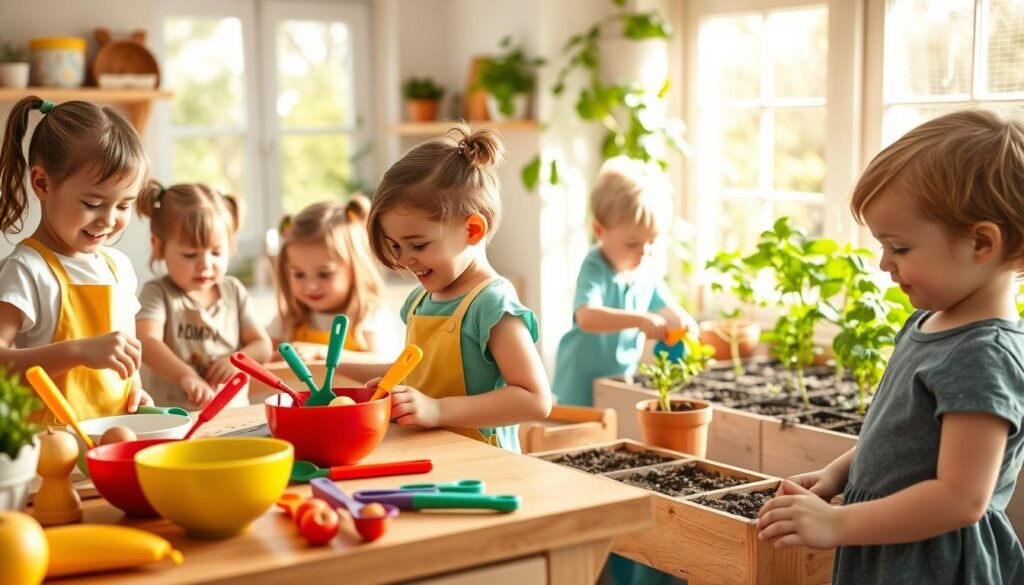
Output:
top-left (33, 428), bottom-right (82, 526)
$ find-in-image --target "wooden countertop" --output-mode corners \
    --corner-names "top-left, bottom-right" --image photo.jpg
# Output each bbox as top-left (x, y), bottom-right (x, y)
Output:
top-left (57, 405), bottom-right (653, 584)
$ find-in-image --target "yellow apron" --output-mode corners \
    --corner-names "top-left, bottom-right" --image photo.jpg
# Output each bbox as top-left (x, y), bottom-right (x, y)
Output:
top-left (403, 277), bottom-right (499, 446)
top-left (294, 320), bottom-right (366, 351)
top-left (23, 238), bottom-right (130, 423)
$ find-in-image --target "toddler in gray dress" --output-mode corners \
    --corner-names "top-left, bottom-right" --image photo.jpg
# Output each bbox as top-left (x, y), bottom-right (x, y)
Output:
top-left (757, 110), bottom-right (1024, 585)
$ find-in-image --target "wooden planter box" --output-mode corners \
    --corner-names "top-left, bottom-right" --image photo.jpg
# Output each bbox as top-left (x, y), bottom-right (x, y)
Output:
top-left (533, 440), bottom-right (834, 584)
top-left (517, 404), bottom-right (617, 454)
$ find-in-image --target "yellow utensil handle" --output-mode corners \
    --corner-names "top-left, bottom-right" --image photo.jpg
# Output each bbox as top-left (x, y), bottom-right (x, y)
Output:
top-left (369, 345), bottom-right (423, 402)
top-left (25, 366), bottom-right (95, 449)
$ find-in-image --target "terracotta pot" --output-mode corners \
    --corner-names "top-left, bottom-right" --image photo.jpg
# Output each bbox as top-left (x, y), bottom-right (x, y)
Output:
top-left (635, 398), bottom-right (713, 457)
top-left (699, 320), bottom-right (761, 360)
top-left (406, 99), bottom-right (439, 122)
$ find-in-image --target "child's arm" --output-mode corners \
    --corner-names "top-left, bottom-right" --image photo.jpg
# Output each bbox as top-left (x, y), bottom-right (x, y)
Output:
top-left (758, 412), bottom-right (1007, 548)
top-left (391, 314), bottom-right (552, 428)
top-left (136, 318), bottom-right (214, 406)
top-left (0, 302), bottom-right (142, 379)
top-left (576, 305), bottom-right (669, 339)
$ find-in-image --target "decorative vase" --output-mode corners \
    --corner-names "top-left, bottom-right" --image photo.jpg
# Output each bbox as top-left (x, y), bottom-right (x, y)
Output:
top-left (0, 438), bottom-right (41, 511)
top-left (635, 398), bottom-right (712, 457)
top-left (485, 94), bottom-right (528, 122)
top-left (0, 63), bottom-right (30, 88)
top-left (406, 99), bottom-right (439, 123)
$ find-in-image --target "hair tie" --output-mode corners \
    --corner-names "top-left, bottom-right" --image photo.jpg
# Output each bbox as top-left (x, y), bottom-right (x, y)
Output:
top-left (152, 184), bottom-right (166, 209)
top-left (279, 216), bottom-right (293, 238)
top-left (457, 140), bottom-right (467, 156)
top-left (38, 100), bottom-right (55, 114)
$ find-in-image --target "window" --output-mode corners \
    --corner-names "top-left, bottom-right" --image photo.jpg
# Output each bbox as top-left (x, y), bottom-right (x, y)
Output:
top-left (153, 0), bottom-right (371, 257)
top-left (870, 0), bottom-right (1024, 147)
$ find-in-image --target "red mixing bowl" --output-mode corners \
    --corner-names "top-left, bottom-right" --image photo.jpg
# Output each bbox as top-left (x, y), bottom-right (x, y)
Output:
top-left (86, 438), bottom-right (173, 517)
top-left (264, 387), bottom-right (390, 467)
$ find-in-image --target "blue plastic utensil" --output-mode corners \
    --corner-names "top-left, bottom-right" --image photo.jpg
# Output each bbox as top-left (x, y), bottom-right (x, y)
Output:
top-left (397, 479), bottom-right (485, 494)
top-left (135, 404), bottom-right (190, 417)
top-left (352, 490), bottom-right (520, 512)
top-left (278, 342), bottom-right (321, 396)
top-left (319, 314), bottom-right (349, 397)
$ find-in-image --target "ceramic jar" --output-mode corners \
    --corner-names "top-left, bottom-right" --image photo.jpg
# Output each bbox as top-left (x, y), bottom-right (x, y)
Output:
top-left (28, 37), bottom-right (86, 87)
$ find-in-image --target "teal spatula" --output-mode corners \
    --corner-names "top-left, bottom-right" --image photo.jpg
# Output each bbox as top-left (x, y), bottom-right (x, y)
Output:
top-left (279, 342), bottom-right (325, 402)
top-left (319, 314), bottom-right (349, 397)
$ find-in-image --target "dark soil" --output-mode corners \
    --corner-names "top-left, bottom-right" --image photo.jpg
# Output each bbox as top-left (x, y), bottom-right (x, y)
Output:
top-left (693, 489), bottom-right (774, 520)
top-left (550, 446), bottom-right (675, 474)
top-left (732, 398), bottom-right (804, 417)
top-left (646, 400), bottom-right (704, 413)
top-left (782, 410), bottom-right (858, 429)
top-left (618, 464), bottom-right (751, 498)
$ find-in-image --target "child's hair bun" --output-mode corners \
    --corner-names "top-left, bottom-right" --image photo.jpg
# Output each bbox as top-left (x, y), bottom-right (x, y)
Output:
top-left (345, 194), bottom-right (371, 222)
top-left (453, 127), bottom-right (504, 170)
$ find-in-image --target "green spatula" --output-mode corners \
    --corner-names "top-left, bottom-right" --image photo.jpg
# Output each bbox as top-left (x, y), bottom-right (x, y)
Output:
top-left (319, 314), bottom-right (349, 397)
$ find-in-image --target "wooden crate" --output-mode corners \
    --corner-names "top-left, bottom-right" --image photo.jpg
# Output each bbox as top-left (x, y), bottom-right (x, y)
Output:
top-left (603, 458), bottom-right (774, 499)
top-left (518, 404), bottom-right (617, 454)
top-left (532, 438), bottom-right (691, 470)
top-left (759, 415), bottom-right (858, 479)
top-left (613, 480), bottom-right (834, 585)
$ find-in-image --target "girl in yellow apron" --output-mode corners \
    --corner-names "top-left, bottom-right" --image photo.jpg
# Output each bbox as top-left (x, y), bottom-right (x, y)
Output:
top-left (350, 124), bottom-right (552, 453)
top-left (270, 197), bottom-right (385, 360)
top-left (0, 96), bottom-right (153, 422)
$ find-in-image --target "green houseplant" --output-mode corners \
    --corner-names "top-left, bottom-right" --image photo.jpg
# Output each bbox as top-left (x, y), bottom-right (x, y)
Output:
top-left (0, 366), bottom-right (42, 511)
top-left (522, 0), bottom-right (688, 189)
top-left (402, 77), bottom-right (445, 123)
top-left (0, 41), bottom-right (30, 89)
top-left (705, 250), bottom-right (765, 376)
top-left (635, 338), bottom-right (715, 456)
top-left (476, 36), bottom-right (544, 121)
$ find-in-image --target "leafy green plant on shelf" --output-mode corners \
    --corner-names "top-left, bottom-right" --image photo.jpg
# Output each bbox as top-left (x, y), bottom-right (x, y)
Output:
top-left (521, 0), bottom-right (688, 189)
top-left (638, 338), bottom-right (714, 413)
top-left (0, 365), bottom-right (41, 460)
top-left (705, 250), bottom-right (764, 376)
top-left (402, 77), bottom-right (444, 101)
top-left (0, 41), bottom-right (28, 64)
top-left (476, 36), bottom-right (545, 118)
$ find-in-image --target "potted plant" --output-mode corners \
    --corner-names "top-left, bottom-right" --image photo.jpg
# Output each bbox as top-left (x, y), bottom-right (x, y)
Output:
top-left (0, 366), bottom-right (42, 511)
top-left (402, 77), bottom-right (445, 123)
top-left (476, 36), bottom-right (544, 121)
top-left (635, 338), bottom-right (715, 456)
top-left (704, 250), bottom-right (765, 375)
top-left (0, 41), bottom-right (30, 89)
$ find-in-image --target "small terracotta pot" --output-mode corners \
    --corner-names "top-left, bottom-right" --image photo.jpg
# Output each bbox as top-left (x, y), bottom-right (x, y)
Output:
top-left (635, 398), bottom-right (713, 457)
top-left (406, 99), bottom-right (439, 122)
top-left (699, 320), bottom-right (761, 360)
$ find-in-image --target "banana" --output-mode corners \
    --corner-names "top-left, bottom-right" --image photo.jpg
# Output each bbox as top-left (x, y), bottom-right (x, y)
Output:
top-left (44, 524), bottom-right (183, 578)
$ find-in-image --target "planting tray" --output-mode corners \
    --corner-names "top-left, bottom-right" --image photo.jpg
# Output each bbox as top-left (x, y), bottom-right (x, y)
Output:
top-left (606, 458), bottom-right (771, 499)
top-left (532, 438), bottom-right (689, 474)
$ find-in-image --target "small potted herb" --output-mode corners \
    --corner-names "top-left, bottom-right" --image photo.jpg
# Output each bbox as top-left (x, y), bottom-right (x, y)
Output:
top-left (0, 366), bottom-right (42, 511)
top-left (0, 41), bottom-right (30, 89)
top-left (476, 36), bottom-right (544, 121)
top-left (402, 77), bottom-right (445, 123)
top-left (635, 338), bottom-right (715, 456)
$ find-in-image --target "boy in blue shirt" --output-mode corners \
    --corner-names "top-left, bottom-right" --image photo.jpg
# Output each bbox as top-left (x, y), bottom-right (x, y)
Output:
top-left (552, 157), bottom-right (697, 407)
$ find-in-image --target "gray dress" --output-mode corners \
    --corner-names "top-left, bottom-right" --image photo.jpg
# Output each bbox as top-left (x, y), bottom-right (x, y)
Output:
top-left (835, 311), bottom-right (1024, 584)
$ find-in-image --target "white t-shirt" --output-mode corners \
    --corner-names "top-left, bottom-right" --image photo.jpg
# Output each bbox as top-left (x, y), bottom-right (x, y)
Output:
top-left (0, 243), bottom-right (140, 349)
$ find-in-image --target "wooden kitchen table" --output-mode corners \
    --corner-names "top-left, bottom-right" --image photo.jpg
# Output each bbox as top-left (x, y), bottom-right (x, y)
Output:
top-left (56, 405), bottom-right (653, 585)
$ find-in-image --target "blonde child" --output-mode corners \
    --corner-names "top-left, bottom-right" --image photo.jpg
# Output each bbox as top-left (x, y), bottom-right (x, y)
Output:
top-left (342, 125), bottom-right (551, 452)
top-left (135, 182), bottom-right (272, 409)
top-left (0, 97), bottom-right (153, 422)
top-left (552, 157), bottom-right (698, 407)
top-left (269, 197), bottom-right (385, 360)
top-left (758, 110), bottom-right (1024, 584)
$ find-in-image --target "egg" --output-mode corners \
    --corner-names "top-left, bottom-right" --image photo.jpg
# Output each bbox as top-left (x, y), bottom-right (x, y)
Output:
top-left (99, 425), bottom-right (137, 445)
top-left (328, 396), bottom-right (357, 407)
top-left (360, 503), bottom-right (387, 518)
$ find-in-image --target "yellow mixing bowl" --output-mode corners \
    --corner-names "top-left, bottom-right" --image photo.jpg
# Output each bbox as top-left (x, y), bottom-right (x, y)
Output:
top-left (135, 438), bottom-right (293, 539)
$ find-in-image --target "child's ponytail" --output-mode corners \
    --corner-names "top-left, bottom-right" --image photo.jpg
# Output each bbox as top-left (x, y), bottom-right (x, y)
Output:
top-left (136, 180), bottom-right (165, 220)
top-left (345, 194), bottom-right (371, 224)
top-left (0, 97), bottom-right (48, 235)
top-left (219, 194), bottom-right (244, 233)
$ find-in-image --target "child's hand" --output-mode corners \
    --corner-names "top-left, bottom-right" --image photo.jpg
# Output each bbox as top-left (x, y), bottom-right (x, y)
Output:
top-left (387, 385), bottom-right (442, 428)
top-left (638, 313), bottom-right (668, 340)
top-left (75, 332), bottom-right (143, 379)
top-left (757, 480), bottom-right (844, 549)
top-left (180, 372), bottom-right (215, 407)
top-left (204, 356), bottom-right (236, 386)
top-left (126, 386), bottom-right (153, 413)
top-left (663, 310), bottom-right (700, 338)
top-left (783, 469), bottom-right (843, 501)
top-left (291, 342), bottom-right (327, 362)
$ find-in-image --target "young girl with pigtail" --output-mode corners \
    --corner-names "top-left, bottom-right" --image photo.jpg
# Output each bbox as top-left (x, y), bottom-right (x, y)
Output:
top-left (269, 196), bottom-right (387, 360)
top-left (135, 182), bottom-right (272, 408)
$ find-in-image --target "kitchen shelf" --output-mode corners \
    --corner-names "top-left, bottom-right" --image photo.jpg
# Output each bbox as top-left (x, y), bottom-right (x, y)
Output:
top-left (390, 119), bottom-right (539, 136)
top-left (0, 87), bottom-right (173, 135)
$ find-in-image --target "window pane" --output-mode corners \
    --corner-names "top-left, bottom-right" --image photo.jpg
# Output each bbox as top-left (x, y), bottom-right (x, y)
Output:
top-left (280, 134), bottom-right (352, 213)
top-left (773, 201), bottom-right (824, 238)
top-left (165, 17), bottom-right (246, 127)
top-left (700, 14), bottom-right (761, 102)
top-left (984, 0), bottom-right (1024, 95)
top-left (881, 104), bottom-right (961, 145)
top-left (172, 136), bottom-right (245, 196)
top-left (768, 8), bottom-right (828, 98)
top-left (719, 198), bottom-right (771, 253)
top-left (703, 109), bottom-right (760, 189)
top-left (885, 0), bottom-right (974, 100)
top-left (276, 20), bottom-right (354, 127)
top-left (774, 108), bottom-right (826, 193)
